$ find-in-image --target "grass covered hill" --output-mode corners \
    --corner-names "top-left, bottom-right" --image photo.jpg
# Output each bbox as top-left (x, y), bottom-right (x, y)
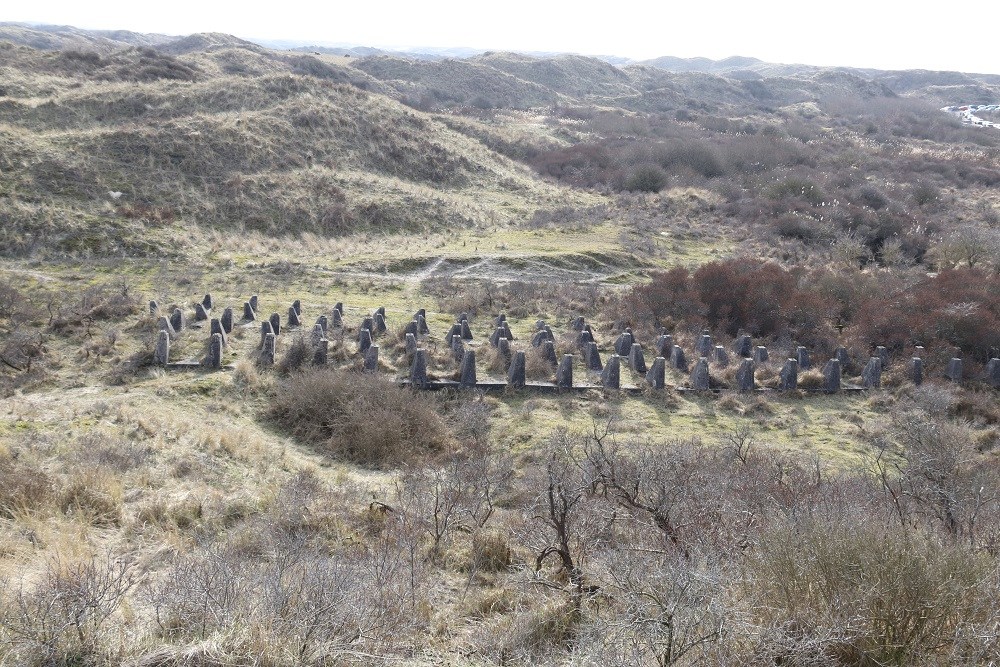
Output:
top-left (0, 40), bottom-right (588, 256)
top-left (1, 29), bottom-right (1000, 666)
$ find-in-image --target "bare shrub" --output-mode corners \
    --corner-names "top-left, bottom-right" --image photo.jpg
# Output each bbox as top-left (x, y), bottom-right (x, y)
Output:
top-left (275, 333), bottom-right (311, 374)
top-left (0, 552), bottom-right (136, 665)
top-left (580, 549), bottom-right (727, 666)
top-left (147, 538), bottom-right (417, 661)
top-left (270, 367), bottom-right (453, 466)
top-left (749, 518), bottom-right (993, 666)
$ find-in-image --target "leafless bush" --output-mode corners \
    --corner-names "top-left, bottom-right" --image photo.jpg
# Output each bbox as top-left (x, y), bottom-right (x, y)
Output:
top-left (0, 552), bottom-right (136, 665)
top-left (579, 549), bottom-right (728, 666)
top-left (748, 518), bottom-right (994, 666)
top-left (869, 411), bottom-right (1000, 544)
top-left (275, 333), bottom-right (312, 374)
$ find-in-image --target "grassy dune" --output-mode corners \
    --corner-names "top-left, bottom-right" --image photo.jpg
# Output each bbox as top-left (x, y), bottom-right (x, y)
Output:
top-left (0, 31), bottom-right (999, 666)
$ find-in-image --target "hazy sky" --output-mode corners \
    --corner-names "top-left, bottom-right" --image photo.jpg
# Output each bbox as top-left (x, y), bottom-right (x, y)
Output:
top-left (7, 0), bottom-right (1000, 74)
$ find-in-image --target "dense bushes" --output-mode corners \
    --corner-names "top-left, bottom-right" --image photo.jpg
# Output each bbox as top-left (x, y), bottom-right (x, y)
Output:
top-left (622, 259), bottom-right (1000, 358)
top-left (269, 367), bottom-right (453, 466)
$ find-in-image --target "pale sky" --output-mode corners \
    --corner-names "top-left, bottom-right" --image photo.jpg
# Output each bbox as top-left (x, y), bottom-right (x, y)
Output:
top-left (6, 1), bottom-right (1000, 75)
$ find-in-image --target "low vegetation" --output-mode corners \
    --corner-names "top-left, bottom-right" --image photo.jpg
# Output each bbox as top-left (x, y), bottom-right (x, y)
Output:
top-left (0, 25), bottom-right (998, 666)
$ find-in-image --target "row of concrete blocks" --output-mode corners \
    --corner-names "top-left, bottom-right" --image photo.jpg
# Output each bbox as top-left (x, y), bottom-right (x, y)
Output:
top-left (405, 344), bottom-right (1000, 391)
top-left (149, 294), bottom-right (302, 368)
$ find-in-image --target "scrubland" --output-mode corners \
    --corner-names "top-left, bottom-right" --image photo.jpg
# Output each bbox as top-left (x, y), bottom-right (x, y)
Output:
top-left (0, 27), bottom-right (999, 665)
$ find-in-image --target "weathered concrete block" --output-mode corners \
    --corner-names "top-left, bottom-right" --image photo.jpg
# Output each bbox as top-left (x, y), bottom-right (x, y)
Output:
top-left (149, 300), bottom-right (158, 315)
top-left (946, 358), bottom-right (963, 383)
top-left (501, 321), bottom-right (515, 341)
top-left (985, 358), bottom-right (1000, 388)
top-left (313, 338), bottom-right (328, 365)
top-left (862, 357), bottom-right (882, 389)
top-left (260, 332), bottom-right (275, 367)
top-left (154, 330), bottom-right (169, 365)
top-left (410, 349), bottom-right (429, 389)
top-left (735, 358), bottom-right (755, 392)
top-left (531, 330), bottom-right (549, 348)
top-left (373, 312), bottom-right (387, 336)
top-left (403, 320), bottom-right (418, 337)
top-left (363, 344), bottom-right (379, 372)
top-left (260, 321), bottom-right (274, 348)
top-left (576, 329), bottom-right (594, 348)
top-left (669, 345), bottom-right (688, 372)
top-left (796, 346), bottom-right (810, 370)
top-left (269, 313), bottom-right (281, 337)
top-left (507, 351), bottom-right (526, 388)
top-left (601, 354), bottom-right (621, 389)
top-left (287, 306), bottom-right (302, 327)
top-left (497, 337), bottom-right (512, 363)
top-left (911, 357), bottom-right (923, 386)
top-left (628, 343), bottom-right (647, 374)
top-left (243, 302), bottom-right (256, 322)
top-left (292, 299), bottom-right (302, 316)
top-left (585, 341), bottom-right (603, 371)
top-left (556, 354), bottom-right (574, 389)
top-left (571, 316), bottom-right (585, 332)
top-left (779, 358), bottom-right (798, 391)
top-left (415, 314), bottom-right (429, 336)
top-left (714, 345), bottom-right (730, 367)
top-left (208, 332), bottom-right (224, 369)
top-left (210, 318), bottom-right (227, 348)
top-left (446, 323), bottom-right (462, 347)
top-left (405, 332), bottom-right (417, 356)
top-left (333, 302), bottom-right (344, 315)
top-left (494, 313), bottom-right (507, 327)
top-left (375, 306), bottom-right (385, 317)
top-left (913, 345), bottom-right (925, 358)
top-left (157, 316), bottom-right (175, 337)
top-left (690, 357), bottom-right (710, 390)
top-left (823, 359), bottom-right (841, 392)
top-left (202, 294), bottom-right (213, 311)
top-left (875, 346), bottom-right (889, 368)
top-left (542, 340), bottom-right (557, 365)
top-left (753, 346), bottom-right (769, 364)
top-left (614, 332), bottom-right (634, 357)
top-left (535, 319), bottom-right (546, 331)
top-left (451, 335), bottom-right (465, 362)
top-left (221, 307), bottom-right (234, 334)
top-left (330, 308), bottom-right (342, 328)
top-left (360, 317), bottom-right (374, 336)
top-left (696, 334), bottom-right (713, 357)
top-left (459, 312), bottom-right (469, 323)
top-left (249, 295), bottom-right (259, 312)
top-left (459, 349), bottom-right (477, 387)
top-left (311, 324), bottom-right (326, 347)
top-left (489, 326), bottom-right (504, 348)
top-left (358, 328), bottom-right (372, 354)
top-left (835, 346), bottom-right (850, 367)
top-left (170, 308), bottom-right (185, 332)
top-left (734, 334), bottom-right (752, 358)
top-left (656, 334), bottom-right (673, 358)
top-left (460, 319), bottom-right (474, 341)
top-left (646, 357), bottom-right (666, 389)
